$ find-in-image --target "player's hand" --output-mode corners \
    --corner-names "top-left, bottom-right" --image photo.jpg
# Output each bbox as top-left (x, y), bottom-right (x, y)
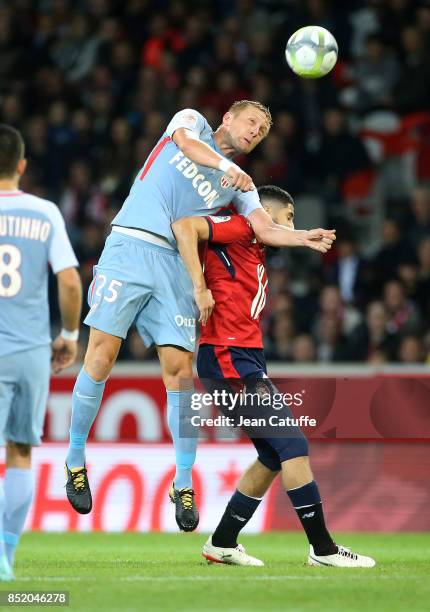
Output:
top-left (225, 164), bottom-right (255, 192)
top-left (51, 335), bottom-right (78, 374)
top-left (194, 287), bottom-right (215, 325)
top-left (304, 228), bottom-right (336, 253)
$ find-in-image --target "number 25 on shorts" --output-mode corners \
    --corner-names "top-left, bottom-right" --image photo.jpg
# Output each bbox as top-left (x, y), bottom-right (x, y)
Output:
top-left (90, 273), bottom-right (123, 306)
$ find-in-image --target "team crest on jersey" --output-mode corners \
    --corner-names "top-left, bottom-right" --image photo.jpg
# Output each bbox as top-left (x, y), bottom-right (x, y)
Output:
top-left (220, 175), bottom-right (231, 189)
top-left (182, 113), bottom-right (198, 128)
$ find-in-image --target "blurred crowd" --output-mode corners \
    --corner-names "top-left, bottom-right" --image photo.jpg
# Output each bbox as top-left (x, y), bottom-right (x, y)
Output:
top-left (1, 0), bottom-right (430, 363)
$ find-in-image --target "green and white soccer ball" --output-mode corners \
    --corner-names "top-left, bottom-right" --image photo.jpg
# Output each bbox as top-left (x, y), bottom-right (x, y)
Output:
top-left (285, 26), bottom-right (338, 78)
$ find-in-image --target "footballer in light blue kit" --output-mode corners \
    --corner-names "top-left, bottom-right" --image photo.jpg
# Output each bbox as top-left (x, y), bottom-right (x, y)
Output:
top-left (65, 101), bottom-right (335, 531)
top-left (87, 109), bottom-right (266, 347)
top-left (0, 124), bottom-right (82, 581)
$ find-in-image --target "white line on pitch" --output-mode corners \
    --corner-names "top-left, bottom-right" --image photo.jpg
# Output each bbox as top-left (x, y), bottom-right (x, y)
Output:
top-left (14, 574), bottom-right (390, 583)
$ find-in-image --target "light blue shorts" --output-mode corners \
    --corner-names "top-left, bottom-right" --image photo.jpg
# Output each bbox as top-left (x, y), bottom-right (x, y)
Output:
top-left (84, 232), bottom-right (197, 352)
top-left (0, 345), bottom-right (51, 446)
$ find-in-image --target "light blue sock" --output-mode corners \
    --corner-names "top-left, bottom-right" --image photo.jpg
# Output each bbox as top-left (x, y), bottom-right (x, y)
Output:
top-left (0, 483), bottom-right (6, 559)
top-left (3, 468), bottom-right (34, 567)
top-left (167, 390), bottom-right (197, 490)
top-left (66, 367), bottom-right (106, 469)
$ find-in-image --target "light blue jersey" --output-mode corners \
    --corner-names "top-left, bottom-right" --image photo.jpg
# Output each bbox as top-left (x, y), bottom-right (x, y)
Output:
top-left (112, 108), bottom-right (262, 246)
top-left (0, 190), bottom-right (78, 358)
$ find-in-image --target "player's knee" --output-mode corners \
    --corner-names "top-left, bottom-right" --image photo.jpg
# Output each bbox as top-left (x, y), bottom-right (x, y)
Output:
top-left (162, 352), bottom-right (193, 389)
top-left (255, 444), bottom-right (282, 472)
top-left (257, 455), bottom-right (282, 472)
top-left (85, 344), bottom-right (117, 380)
top-left (84, 330), bottom-right (120, 380)
top-left (84, 354), bottom-right (113, 380)
top-left (278, 435), bottom-right (309, 461)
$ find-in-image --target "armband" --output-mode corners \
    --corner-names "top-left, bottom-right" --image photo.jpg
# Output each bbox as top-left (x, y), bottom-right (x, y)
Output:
top-left (60, 328), bottom-right (79, 341)
top-left (218, 158), bottom-right (234, 173)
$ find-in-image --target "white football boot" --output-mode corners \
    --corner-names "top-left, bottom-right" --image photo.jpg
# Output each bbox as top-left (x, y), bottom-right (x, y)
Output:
top-left (202, 537), bottom-right (264, 566)
top-left (308, 544), bottom-right (376, 568)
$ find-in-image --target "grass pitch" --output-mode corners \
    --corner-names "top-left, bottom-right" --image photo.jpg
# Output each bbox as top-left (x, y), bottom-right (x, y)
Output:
top-left (5, 532), bottom-right (430, 611)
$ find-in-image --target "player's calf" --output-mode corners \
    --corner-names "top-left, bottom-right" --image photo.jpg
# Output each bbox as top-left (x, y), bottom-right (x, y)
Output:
top-left (163, 379), bottom-right (199, 530)
top-left (66, 367), bottom-right (106, 470)
top-left (278, 446), bottom-right (338, 557)
top-left (3, 444), bottom-right (34, 572)
top-left (0, 480), bottom-right (14, 581)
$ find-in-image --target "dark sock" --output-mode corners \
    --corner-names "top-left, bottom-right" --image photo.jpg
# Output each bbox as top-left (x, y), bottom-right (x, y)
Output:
top-left (212, 490), bottom-right (261, 548)
top-left (287, 481), bottom-right (337, 556)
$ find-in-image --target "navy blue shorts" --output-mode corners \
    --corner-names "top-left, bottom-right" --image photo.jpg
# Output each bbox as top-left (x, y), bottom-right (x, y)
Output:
top-left (197, 345), bottom-right (267, 379)
top-left (197, 344), bottom-right (308, 471)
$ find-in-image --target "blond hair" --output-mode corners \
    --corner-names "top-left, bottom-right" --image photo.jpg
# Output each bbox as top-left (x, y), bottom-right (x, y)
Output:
top-left (228, 100), bottom-right (273, 128)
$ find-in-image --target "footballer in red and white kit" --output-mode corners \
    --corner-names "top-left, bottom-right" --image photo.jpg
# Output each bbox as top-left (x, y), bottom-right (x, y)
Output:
top-left (197, 189), bottom-right (293, 379)
top-left (172, 185), bottom-right (375, 569)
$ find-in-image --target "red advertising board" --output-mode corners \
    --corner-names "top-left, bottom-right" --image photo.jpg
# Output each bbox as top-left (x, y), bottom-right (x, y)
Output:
top-left (1, 442), bottom-right (428, 533)
top-left (46, 372), bottom-right (430, 442)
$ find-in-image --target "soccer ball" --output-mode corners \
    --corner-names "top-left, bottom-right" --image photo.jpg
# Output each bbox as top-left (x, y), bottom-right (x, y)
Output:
top-left (285, 26), bottom-right (338, 79)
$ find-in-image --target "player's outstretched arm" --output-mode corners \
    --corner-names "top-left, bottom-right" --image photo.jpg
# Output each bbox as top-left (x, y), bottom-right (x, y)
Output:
top-left (52, 267), bottom-right (82, 373)
top-left (173, 128), bottom-right (254, 192)
top-left (171, 217), bottom-right (215, 326)
top-left (248, 208), bottom-right (336, 253)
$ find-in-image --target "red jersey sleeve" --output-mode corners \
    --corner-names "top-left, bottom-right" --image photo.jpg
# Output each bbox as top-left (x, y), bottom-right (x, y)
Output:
top-left (205, 214), bottom-right (254, 244)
